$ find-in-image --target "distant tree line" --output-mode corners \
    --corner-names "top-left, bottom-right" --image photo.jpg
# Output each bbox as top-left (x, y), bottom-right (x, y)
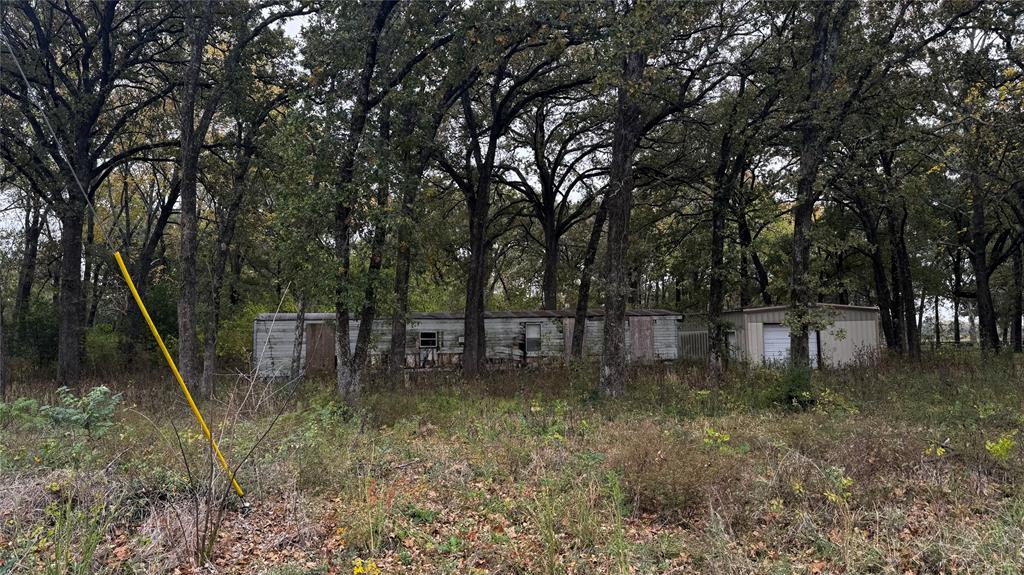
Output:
top-left (1, 0), bottom-right (1022, 399)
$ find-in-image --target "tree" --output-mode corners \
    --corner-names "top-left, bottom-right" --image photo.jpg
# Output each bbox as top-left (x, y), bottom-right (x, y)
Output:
top-left (175, 0), bottom-right (306, 394)
top-left (598, 0), bottom-right (739, 395)
top-left (498, 98), bottom-right (606, 310)
top-left (1, 0), bottom-right (178, 386)
top-left (434, 1), bottom-right (592, 376)
top-left (305, 0), bottom-right (456, 399)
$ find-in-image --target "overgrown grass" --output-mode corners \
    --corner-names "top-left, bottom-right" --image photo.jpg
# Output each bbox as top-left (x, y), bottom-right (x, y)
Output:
top-left (2, 352), bottom-right (1023, 573)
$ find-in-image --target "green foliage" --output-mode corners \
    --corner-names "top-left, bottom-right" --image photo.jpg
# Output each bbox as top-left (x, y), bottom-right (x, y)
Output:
top-left (985, 431), bottom-right (1017, 463)
top-left (766, 367), bottom-right (815, 411)
top-left (40, 386), bottom-right (123, 438)
top-left (217, 303), bottom-right (265, 368)
top-left (11, 300), bottom-right (59, 363)
top-left (84, 323), bottom-right (121, 372)
top-left (0, 396), bottom-right (46, 430)
top-left (39, 496), bottom-right (114, 575)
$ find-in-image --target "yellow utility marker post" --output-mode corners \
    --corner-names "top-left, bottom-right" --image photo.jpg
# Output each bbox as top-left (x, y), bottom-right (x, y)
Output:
top-left (114, 251), bottom-right (245, 499)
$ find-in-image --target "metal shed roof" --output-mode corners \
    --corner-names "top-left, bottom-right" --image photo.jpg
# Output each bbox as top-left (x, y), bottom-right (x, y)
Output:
top-left (255, 308), bottom-right (682, 321)
top-left (724, 303), bottom-right (880, 314)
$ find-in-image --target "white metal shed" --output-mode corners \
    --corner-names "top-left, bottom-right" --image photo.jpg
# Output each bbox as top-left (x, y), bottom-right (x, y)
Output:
top-left (679, 304), bottom-right (881, 367)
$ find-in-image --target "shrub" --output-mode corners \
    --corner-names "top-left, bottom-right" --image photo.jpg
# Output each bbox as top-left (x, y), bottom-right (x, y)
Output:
top-left (41, 386), bottom-right (123, 438)
top-left (604, 420), bottom-right (747, 521)
top-left (766, 367), bottom-right (815, 410)
top-left (85, 323), bottom-right (121, 373)
top-left (0, 396), bottom-right (46, 430)
top-left (985, 431), bottom-right (1018, 463)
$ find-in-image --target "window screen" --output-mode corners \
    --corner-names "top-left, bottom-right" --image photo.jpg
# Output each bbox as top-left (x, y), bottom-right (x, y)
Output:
top-left (419, 331), bottom-right (438, 348)
top-left (525, 323), bottom-right (541, 352)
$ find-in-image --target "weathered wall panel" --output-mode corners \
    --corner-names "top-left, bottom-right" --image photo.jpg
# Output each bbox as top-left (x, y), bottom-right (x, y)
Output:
top-left (253, 311), bottom-right (681, 376)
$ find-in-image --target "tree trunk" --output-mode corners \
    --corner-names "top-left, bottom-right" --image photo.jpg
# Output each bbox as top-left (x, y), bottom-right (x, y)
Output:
top-left (463, 184), bottom-right (491, 377)
top-left (334, 202), bottom-right (354, 399)
top-left (968, 175), bottom-right (1000, 351)
top-left (889, 207), bottom-right (919, 358)
top-left (952, 252), bottom-right (962, 344)
top-left (572, 201), bottom-right (607, 359)
top-left (541, 218), bottom-right (559, 310)
top-left (599, 51), bottom-right (645, 397)
top-left (1013, 242), bottom-right (1022, 352)
top-left (177, 0), bottom-right (213, 391)
top-left (122, 180), bottom-right (180, 356)
top-left (0, 296), bottom-right (6, 400)
top-left (199, 161), bottom-right (249, 397)
top-left (13, 200), bottom-right (43, 339)
top-left (389, 222), bottom-right (414, 378)
top-left (736, 209), bottom-right (771, 306)
top-left (87, 265), bottom-right (105, 328)
top-left (934, 295), bottom-right (941, 349)
top-left (349, 213), bottom-right (388, 397)
top-left (57, 199), bottom-right (86, 387)
top-left (968, 303), bottom-right (977, 344)
top-left (866, 229), bottom-right (898, 349)
top-left (708, 150), bottom-right (740, 370)
top-left (291, 296), bottom-right (307, 380)
top-left (788, 0), bottom-right (851, 368)
top-left (387, 98), bottom-right (448, 380)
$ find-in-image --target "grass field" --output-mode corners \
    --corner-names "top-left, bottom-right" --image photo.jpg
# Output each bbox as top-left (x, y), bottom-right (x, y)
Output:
top-left (2, 353), bottom-right (1023, 574)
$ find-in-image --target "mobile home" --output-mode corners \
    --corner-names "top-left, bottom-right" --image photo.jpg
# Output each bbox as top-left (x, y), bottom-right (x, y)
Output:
top-left (252, 309), bottom-right (682, 377)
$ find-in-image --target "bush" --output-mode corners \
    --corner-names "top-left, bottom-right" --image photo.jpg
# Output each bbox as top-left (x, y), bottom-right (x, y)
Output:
top-left (0, 396), bottom-right (46, 430)
top-left (85, 323), bottom-right (121, 373)
top-left (766, 367), bottom-right (814, 410)
top-left (604, 420), bottom-right (747, 521)
top-left (41, 386), bottom-right (123, 438)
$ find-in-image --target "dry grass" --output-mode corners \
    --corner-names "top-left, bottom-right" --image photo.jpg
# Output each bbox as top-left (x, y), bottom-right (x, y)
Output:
top-left (2, 354), bottom-right (1023, 573)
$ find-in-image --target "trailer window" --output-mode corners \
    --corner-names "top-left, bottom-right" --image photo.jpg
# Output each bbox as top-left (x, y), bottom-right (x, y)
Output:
top-left (419, 331), bottom-right (438, 348)
top-left (525, 323), bottom-right (541, 352)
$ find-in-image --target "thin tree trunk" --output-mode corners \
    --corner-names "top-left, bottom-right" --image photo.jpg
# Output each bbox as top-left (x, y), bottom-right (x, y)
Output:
top-left (87, 264), bottom-right (105, 328)
top-left (572, 201), bottom-right (607, 359)
top-left (349, 213), bottom-right (388, 396)
top-left (867, 237), bottom-right (898, 349)
top-left (83, 209), bottom-right (95, 328)
top-left (332, 0), bottom-right (399, 399)
top-left (348, 109), bottom-right (392, 397)
top-left (0, 296), bottom-right (6, 400)
top-left (14, 200), bottom-right (43, 337)
top-left (123, 179), bottom-right (180, 356)
top-left (934, 295), bottom-right (941, 349)
top-left (737, 211), bottom-right (770, 306)
top-left (968, 303), bottom-right (977, 344)
top-left (951, 246), bottom-right (962, 346)
top-left (389, 212), bottom-right (414, 378)
top-left (1013, 242), bottom-right (1022, 352)
top-left (177, 0), bottom-right (213, 390)
top-left (291, 296), bottom-right (307, 380)
top-left (599, 51), bottom-right (645, 397)
top-left (969, 175), bottom-right (1000, 351)
top-left (199, 160), bottom-right (249, 397)
top-left (334, 202), bottom-right (354, 398)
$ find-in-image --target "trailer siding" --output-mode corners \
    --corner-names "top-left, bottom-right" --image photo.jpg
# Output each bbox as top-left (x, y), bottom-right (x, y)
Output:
top-left (253, 311), bottom-right (681, 377)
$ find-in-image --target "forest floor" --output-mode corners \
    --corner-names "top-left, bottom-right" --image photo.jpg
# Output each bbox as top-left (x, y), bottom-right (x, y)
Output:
top-left (2, 353), bottom-right (1023, 574)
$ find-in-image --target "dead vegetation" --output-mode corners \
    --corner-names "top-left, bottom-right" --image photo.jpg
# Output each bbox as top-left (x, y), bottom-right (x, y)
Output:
top-left (1, 354), bottom-right (1023, 574)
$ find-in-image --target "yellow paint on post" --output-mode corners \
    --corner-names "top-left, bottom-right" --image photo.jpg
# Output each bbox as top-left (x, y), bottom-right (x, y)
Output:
top-left (113, 251), bottom-right (244, 498)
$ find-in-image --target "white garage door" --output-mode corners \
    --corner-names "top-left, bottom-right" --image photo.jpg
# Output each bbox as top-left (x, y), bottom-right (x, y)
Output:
top-left (762, 324), bottom-right (818, 368)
